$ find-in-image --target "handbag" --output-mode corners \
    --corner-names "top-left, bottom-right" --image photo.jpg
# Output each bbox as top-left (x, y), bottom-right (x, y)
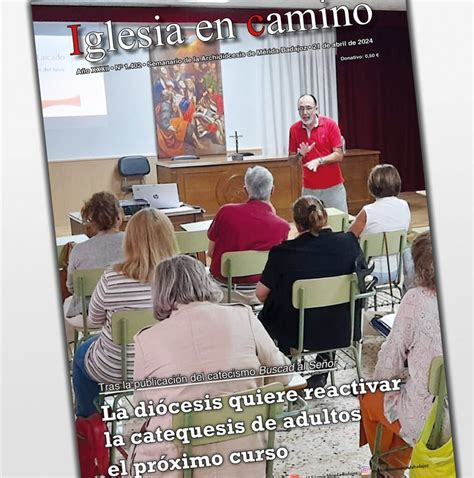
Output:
top-left (409, 397), bottom-right (456, 477)
top-left (76, 412), bottom-right (110, 478)
top-left (354, 253), bottom-right (377, 293)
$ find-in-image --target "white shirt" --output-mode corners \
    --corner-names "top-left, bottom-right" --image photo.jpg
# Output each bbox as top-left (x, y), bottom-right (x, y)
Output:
top-left (362, 196), bottom-right (411, 282)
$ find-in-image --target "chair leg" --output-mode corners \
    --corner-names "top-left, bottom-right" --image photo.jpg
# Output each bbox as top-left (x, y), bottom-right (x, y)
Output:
top-left (371, 423), bottom-right (384, 477)
top-left (355, 343), bottom-right (362, 380)
top-left (110, 417), bottom-right (117, 465)
top-left (73, 329), bottom-right (79, 354)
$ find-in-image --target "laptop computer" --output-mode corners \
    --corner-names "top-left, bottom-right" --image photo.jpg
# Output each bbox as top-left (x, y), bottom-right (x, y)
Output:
top-left (132, 183), bottom-right (181, 209)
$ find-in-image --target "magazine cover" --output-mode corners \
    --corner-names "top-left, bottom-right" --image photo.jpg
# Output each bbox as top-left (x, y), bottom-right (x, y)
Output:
top-left (30, 1), bottom-right (457, 476)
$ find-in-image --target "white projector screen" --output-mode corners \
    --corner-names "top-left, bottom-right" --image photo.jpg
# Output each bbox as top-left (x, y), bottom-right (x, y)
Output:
top-left (35, 33), bottom-right (107, 118)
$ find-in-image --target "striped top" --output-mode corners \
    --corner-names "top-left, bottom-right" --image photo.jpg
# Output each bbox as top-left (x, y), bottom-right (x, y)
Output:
top-left (84, 268), bottom-right (152, 384)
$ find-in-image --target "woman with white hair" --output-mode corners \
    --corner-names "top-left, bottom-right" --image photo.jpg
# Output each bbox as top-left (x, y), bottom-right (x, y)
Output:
top-left (130, 255), bottom-right (291, 477)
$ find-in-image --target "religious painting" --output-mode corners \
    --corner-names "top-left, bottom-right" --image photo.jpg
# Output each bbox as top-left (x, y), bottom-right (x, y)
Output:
top-left (150, 34), bottom-right (227, 159)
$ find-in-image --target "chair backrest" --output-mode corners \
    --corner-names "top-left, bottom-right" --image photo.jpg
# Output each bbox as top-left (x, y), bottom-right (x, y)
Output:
top-left (117, 156), bottom-right (150, 177)
top-left (326, 207), bottom-right (349, 232)
top-left (57, 244), bottom-right (65, 262)
top-left (428, 355), bottom-right (445, 396)
top-left (411, 225), bottom-right (430, 237)
top-left (291, 274), bottom-right (357, 356)
top-left (175, 230), bottom-right (209, 255)
top-left (110, 309), bottom-right (156, 381)
top-left (359, 230), bottom-right (407, 259)
top-left (359, 231), bottom-right (407, 286)
top-left (57, 241), bottom-right (75, 268)
top-left (220, 250), bottom-right (269, 280)
top-left (292, 274), bottom-right (354, 309)
top-left (427, 355), bottom-right (448, 449)
top-left (118, 156), bottom-right (150, 192)
top-left (172, 382), bottom-right (284, 478)
top-left (72, 268), bottom-right (105, 337)
top-left (220, 250), bottom-right (269, 302)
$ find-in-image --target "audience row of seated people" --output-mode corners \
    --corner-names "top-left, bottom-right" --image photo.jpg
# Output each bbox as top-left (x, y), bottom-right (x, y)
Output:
top-left (66, 163), bottom-right (443, 476)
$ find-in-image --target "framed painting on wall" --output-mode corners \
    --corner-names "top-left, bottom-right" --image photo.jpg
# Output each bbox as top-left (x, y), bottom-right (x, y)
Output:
top-left (150, 32), bottom-right (227, 158)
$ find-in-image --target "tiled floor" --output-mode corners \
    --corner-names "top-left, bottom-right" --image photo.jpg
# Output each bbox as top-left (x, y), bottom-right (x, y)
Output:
top-left (118, 328), bottom-right (386, 477)
top-left (272, 335), bottom-right (385, 477)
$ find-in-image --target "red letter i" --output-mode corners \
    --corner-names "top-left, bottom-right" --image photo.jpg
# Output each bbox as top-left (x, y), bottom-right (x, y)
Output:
top-left (67, 24), bottom-right (83, 56)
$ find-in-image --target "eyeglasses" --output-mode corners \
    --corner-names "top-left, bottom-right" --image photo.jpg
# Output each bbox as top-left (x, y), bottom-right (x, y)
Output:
top-left (298, 106), bottom-right (316, 113)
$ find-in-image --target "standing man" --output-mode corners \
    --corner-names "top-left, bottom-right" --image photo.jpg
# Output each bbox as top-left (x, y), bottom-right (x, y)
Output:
top-left (288, 94), bottom-right (347, 212)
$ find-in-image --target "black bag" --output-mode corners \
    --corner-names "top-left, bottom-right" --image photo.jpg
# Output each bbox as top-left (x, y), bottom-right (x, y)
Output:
top-left (354, 253), bottom-right (378, 293)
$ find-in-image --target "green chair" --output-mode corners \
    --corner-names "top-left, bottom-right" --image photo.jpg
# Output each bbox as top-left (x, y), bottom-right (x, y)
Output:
top-left (175, 229), bottom-right (209, 265)
top-left (110, 308), bottom-right (157, 382)
top-left (72, 268), bottom-right (105, 347)
top-left (411, 225), bottom-right (430, 238)
top-left (359, 230), bottom-right (407, 311)
top-left (427, 355), bottom-right (448, 450)
top-left (291, 274), bottom-right (375, 383)
top-left (107, 308), bottom-right (156, 462)
top-left (172, 382), bottom-right (284, 478)
top-left (370, 355), bottom-right (447, 477)
top-left (57, 244), bottom-right (66, 263)
top-left (326, 207), bottom-right (349, 232)
top-left (220, 250), bottom-right (269, 303)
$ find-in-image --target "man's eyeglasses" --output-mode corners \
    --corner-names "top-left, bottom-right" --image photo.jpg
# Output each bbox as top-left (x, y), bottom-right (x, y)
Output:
top-left (298, 106), bottom-right (316, 113)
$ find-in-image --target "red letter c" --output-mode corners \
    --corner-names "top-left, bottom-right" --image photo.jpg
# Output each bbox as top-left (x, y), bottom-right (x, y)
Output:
top-left (247, 15), bottom-right (264, 37)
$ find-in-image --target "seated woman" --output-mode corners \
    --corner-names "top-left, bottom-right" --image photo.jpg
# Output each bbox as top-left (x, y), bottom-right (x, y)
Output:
top-left (72, 208), bottom-right (177, 418)
top-left (359, 232), bottom-right (443, 477)
top-left (256, 196), bottom-right (363, 387)
top-left (64, 192), bottom-right (125, 343)
top-left (130, 254), bottom-right (291, 477)
top-left (349, 164), bottom-right (411, 284)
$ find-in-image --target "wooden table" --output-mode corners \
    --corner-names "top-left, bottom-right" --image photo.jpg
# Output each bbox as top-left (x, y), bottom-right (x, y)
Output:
top-left (68, 205), bottom-right (204, 236)
top-left (156, 149), bottom-right (380, 219)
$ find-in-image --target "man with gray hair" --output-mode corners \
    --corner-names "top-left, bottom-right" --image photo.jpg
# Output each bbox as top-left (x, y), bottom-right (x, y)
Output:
top-left (208, 166), bottom-right (290, 305)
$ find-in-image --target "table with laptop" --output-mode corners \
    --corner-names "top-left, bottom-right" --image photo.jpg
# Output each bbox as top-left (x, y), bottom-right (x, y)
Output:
top-left (68, 183), bottom-right (205, 236)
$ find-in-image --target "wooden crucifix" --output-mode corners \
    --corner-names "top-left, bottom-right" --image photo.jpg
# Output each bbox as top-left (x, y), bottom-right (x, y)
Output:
top-left (229, 130), bottom-right (243, 153)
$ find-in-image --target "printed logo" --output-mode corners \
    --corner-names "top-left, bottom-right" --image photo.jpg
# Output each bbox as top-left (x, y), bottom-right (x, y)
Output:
top-left (360, 464), bottom-right (371, 475)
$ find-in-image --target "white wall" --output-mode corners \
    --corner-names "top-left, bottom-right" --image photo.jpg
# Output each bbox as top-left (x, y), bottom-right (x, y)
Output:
top-left (34, 23), bottom-right (329, 160)
top-left (220, 25), bottom-right (262, 151)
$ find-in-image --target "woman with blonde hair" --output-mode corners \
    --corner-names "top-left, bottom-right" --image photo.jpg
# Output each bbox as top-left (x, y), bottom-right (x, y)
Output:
top-left (360, 232), bottom-right (443, 477)
top-left (130, 254), bottom-right (291, 476)
top-left (72, 208), bottom-right (177, 417)
top-left (256, 195), bottom-right (363, 387)
top-left (64, 191), bottom-right (125, 342)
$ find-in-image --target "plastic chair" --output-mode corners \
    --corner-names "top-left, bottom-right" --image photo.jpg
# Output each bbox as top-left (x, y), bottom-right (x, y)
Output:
top-left (370, 355), bottom-right (446, 477)
top-left (172, 382), bottom-right (284, 478)
top-left (220, 250), bottom-right (269, 303)
top-left (107, 308), bottom-right (156, 462)
top-left (175, 229), bottom-right (209, 265)
top-left (326, 207), bottom-right (349, 232)
top-left (291, 274), bottom-right (375, 383)
top-left (426, 355), bottom-right (448, 449)
top-left (118, 156), bottom-right (150, 192)
top-left (72, 268), bottom-right (105, 347)
top-left (110, 308), bottom-right (157, 382)
top-left (359, 230), bottom-right (407, 310)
